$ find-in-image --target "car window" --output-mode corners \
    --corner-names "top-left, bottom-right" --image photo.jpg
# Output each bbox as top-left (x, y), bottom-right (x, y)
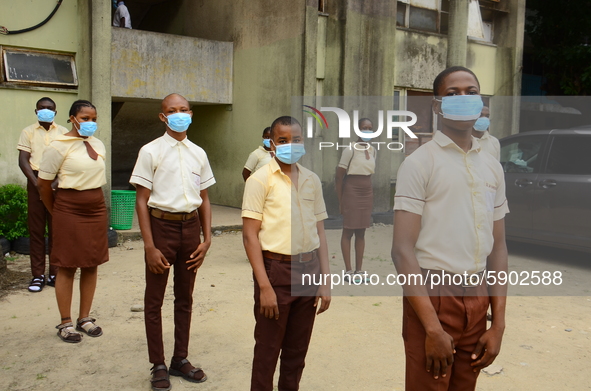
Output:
top-left (546, 135), bottom-right (591, 175)
top-left (500, 136), bottom-right (545, 173)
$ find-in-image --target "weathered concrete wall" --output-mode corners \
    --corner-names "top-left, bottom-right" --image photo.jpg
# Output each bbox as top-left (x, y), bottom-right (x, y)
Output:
top-left (467, 42), bottom-right (497, 95)
top-left (490, 0), bottom-right (526, 138)
top-left (395, 31), bottom-right (448, 91)
top-left (447, 0), bottom-right (470, 67)
top-left (395, 31), bottom-right (498, 96)
top-left (0, 0), bottom-right (81, 186)
top-left (181, 0), bottom-right (306, 207)
top-left (111, 28), bottom-right (233, 103)
top-left (394, 0), bottom-right (525, 139)
top-left (314, 0), bottom-right (399, 214)
top-left (92, 1), bottom-right (114, 207)
top-left (111, 102), bottom-right (168, 190)
top-left (111, 0), bottom-right (524, 210)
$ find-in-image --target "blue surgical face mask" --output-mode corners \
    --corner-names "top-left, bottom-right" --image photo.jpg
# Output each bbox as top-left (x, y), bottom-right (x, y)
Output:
top-left (75, 118), bottom-right (97, 137)
top-left (473, 117), bottom-right (490, 132)
top-left (164, 112), bottom-right (192, 132)
top-left (437, 95), bottom-right (483, 121)
top-left (263, 138), bottom-right (271, 148)
top-left (37, 109), bottom-right (55, 123)
top-left (361, 130), bottom-right (373, 142)
top-left (273, 141), bottom-right (306, 164)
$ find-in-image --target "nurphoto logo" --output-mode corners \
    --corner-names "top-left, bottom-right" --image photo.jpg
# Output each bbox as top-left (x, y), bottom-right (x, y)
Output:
top-left (303, 106), bottom-right (419, 151)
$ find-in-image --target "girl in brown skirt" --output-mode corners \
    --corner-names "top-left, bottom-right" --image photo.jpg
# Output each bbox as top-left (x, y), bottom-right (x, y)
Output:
top-left (335, 118), bottom-right (376, 283)
top-left (38, 100), bottom-right (108, 343)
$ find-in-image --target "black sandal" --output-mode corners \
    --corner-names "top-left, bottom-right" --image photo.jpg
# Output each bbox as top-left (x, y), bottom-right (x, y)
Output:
top-left (47, 275), bottom-right (57, 287)
top-left (169, 358), bottom-right (207, 383)
top-left (150, 364), bottom-right (171, 391)
top-left (28, 276), bottom-right (45, 292)
top-left (76, 317), bottom-right (103, 337)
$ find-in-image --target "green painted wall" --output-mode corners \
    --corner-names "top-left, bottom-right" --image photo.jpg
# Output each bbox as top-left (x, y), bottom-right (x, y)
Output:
top-left (0, 0), bottom-right (81, 186)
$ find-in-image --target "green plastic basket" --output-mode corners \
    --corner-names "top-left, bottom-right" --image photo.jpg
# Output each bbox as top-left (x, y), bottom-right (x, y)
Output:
top-left (110, 190), bottom-right (136, 230)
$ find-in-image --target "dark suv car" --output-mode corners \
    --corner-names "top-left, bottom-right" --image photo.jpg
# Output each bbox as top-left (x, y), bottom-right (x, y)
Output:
top-left (500, 128), bottom-right (591, 252)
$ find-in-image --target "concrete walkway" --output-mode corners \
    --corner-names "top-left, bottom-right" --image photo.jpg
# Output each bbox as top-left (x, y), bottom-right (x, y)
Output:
top-left (116, 204), bottom-right (242, 241)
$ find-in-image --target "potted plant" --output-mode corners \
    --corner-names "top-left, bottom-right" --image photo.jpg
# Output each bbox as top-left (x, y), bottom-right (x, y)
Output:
top-left (0, 184), bottom-right (29, 254)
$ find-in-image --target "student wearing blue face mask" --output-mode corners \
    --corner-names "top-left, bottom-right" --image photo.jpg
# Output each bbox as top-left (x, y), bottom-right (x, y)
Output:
top-left (242, 116), bottom-right (330, 391)
top-left (17, 97), bottom-right (68, 292)
top-left (131, 93), bottom-right (215, 390)
top-left (392, 67), bottom-right (508, 390)
top-left (243, 127), bottom-right (274, 181)
top-left (472, 106), bottom-right (500, 161)
top-left (38, 100), bottom-right (109, 343)
top-left (335, 118), bottom-right (376, 283)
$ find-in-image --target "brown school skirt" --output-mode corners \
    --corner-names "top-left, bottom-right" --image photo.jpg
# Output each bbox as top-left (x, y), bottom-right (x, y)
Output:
top-left (51, 188), bottom-right (109, 268)
top-left (342, 175), bottom-right (373, 229)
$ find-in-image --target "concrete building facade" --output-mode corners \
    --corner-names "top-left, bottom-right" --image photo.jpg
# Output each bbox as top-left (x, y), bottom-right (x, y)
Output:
top-left (0, 0), bottom-right (526, 214)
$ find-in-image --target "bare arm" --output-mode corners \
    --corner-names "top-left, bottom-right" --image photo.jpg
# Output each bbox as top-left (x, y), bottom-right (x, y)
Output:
top-left (335, 167), bottom-right (346, 213)
top-left (136, 185), bottom-right (170, 274)
top-left (314, 221), bottom-right (331, 314)
top-left (471, 218), bottom-right (507, 371)
top-left (242, 217), bottom-right (279, 320)
top-left (37, 179), bottom-right (54, 214)
top-left (391, 210), bottom-right (454, 379)
top-left (188, 189), bottom-right (212, 271)
top-left (242, 168), bottom-right (252, 182)
top-left (18, 151), bottom-right (37, 185)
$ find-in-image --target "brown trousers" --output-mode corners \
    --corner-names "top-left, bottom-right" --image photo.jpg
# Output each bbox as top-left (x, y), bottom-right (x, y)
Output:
top-left (251, 256), bottom-right (320, 391)
top-left (402, 282), bottom-right (489, 391)
top-left (144, 214), bottom-right (200, 365)
top-left (27, 175), bottom-right (57, 278)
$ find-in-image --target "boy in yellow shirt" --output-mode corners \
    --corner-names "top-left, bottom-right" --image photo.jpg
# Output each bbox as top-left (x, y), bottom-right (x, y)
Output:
top-left (242, 116), bottom-right (330, 391)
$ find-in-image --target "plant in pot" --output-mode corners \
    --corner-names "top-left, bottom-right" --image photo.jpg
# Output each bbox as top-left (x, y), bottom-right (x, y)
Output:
top-left (0, 184), bottom-right (29, 254)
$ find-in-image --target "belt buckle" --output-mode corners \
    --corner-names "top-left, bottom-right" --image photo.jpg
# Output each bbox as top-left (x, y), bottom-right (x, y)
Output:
top-left (298, 252), bottom-right (311, 263)
top-left (461, 272), bottom-right (481, 288)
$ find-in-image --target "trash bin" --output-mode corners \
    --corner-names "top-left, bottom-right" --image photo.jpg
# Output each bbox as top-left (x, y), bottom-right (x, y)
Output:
top-left (110, 190), bottom-right (136, 230)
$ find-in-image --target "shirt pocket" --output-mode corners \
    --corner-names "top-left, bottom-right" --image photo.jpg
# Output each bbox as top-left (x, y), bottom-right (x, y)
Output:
top-left (191, 172), bottom-right (201, 190)
top-left (485, 189), bottom-right (496, 212)
top-left (301, 189), bottom-right (315, 203)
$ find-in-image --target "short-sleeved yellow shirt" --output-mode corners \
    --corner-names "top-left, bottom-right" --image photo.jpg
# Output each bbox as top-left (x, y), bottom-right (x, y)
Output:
top-left (244, 146), bottom-right (273, 173)
top-left (38, 135), bottom-right (107, 190)
top-left (478, 131), bottom-right (501, 161)
top-left (17, 122), bottom-right (68, 171)
top-left (242, 158), bottom-right (328, 255)
top-left (337, 144), bottom-right (376, 175)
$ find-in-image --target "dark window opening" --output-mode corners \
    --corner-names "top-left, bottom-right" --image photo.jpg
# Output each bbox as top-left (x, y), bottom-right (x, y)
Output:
top-left (1, 47), bottom-right (77, 88)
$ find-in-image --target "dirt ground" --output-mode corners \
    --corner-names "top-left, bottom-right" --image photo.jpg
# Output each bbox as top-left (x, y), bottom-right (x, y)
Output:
top-left (1, 226), bottom-right (590, 391)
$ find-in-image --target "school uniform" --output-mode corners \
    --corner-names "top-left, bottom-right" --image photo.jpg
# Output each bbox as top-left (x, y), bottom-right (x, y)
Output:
top-left (394, 131), bottom-right (509, 391)
top-left (38, 134), bottom-right (109, 268)
top-left (338, 145), bottom-right (376, 229)
top-left (130, 132), bottom-right (215, 365)
top-left (477, 131), bottom-right (501, 161)
top-left (244, 146), bottom-right (273, 174)
top-left (17, 122), bottom-right (67, 278)
top-left (242, 157), bottom-right (328, 391)
top-left (112, 2), bottom-right (132, 28)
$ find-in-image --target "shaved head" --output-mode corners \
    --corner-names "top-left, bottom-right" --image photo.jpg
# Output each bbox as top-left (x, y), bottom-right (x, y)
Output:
top-left (161, 93), bottom-right (189, 112)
